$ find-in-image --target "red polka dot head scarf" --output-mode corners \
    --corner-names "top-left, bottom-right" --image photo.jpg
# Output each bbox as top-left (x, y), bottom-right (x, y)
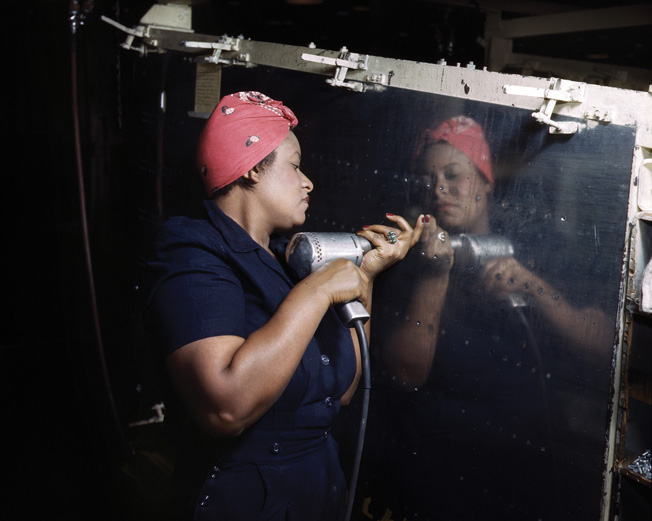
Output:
top-left (417, 116), bottom-right (493, 184)
top-left (197, 91), bottom-right (298, 196)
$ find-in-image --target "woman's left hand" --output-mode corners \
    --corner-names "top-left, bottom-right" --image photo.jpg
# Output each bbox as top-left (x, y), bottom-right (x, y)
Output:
top-left (480, 256), bottom-right (544, 302)
top-left (357, 213), bottom-right (424, 280)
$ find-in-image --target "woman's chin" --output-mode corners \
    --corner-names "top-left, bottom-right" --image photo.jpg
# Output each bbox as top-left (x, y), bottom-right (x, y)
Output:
top-left (436, 217), bottom-right (462, 234)
top-left (278, 215), bottom-right (307, 234)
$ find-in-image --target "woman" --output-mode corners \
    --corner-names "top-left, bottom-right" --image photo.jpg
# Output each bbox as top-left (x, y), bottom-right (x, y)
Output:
top-left (144, 91), bottom-right (423, 521)
top-left (383, 116), bottom-right (609, 386)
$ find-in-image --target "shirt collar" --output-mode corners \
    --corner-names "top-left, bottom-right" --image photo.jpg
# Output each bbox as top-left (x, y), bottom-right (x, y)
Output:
top-left (203, 199), bottom-right (260, 253)
top-left (202, 200), bottom-right (293, 281)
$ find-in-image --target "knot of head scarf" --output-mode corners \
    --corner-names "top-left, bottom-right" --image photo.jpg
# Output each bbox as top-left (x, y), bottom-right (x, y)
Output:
top-left (418, 116), bottom-right (493, 184)
top-left (197, 91), bottom-right (298, 196)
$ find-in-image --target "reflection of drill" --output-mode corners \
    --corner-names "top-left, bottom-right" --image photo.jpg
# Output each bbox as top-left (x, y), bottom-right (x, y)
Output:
top-left (450, 234), bottom-right (525, 308)
top-left (449, 234), bottom-right (514, 269)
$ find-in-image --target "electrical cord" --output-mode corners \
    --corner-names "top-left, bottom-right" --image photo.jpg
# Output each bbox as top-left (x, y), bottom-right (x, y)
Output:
top-left (344, 318), bottom-right (371, 521)
top-left (70, 4), bottom-right (130, 457)
top-left (511, 304), bottom-right (561, 503)
top-left (512, 305), bottom-right (554, 451)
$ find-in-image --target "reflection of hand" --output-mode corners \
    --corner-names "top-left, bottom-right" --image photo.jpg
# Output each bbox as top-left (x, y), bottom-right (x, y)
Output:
top-left (480, 256), bottom-right (544, 301)
top-left (356, 213), bottom-right (424, 280)
top-left (480, 255), bottom-right (610, 357)
top-left (414, 215), bottom-right (455, 277)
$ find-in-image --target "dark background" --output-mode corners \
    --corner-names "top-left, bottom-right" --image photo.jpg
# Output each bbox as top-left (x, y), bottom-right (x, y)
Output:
top-left (2, 1), bottom-right (650, 519)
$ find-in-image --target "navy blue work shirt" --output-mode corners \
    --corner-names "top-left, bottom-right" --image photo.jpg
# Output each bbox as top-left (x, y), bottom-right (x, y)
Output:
top-left (144, 200), bottom-right (356, 520)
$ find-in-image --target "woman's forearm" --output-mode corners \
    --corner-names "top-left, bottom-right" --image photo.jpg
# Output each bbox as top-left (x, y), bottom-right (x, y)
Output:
top-left (381, 276), bottom-right (450, 387)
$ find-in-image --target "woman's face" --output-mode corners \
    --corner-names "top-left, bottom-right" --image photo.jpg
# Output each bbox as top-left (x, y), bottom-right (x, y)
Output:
top-left (256, 131), bottom-right (313, 232)
top-left (418, 143), bottom-right (492, 234)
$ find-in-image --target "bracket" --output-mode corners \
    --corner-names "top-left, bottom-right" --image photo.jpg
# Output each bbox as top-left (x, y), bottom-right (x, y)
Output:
top-left (583, 107), bottom-right (612, 123)
top-left (301, 47), bottom-right (372, 92)
top-left (503, 78), bottom-right (587, 134)
top-left (180, 36), bottom-right (246, 65)
top-left (101, 4), bottom-right (194, 55)
top-left (128, 402), bottom-right (166, 427)
top-left (101, 15), bottom-right (153, 55)
top-left (101, 3), bottom-right (193, 56)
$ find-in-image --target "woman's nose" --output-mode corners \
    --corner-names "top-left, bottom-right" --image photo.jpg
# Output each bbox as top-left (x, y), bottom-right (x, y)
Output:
top-left (301, 170), bottom-right (313, 193)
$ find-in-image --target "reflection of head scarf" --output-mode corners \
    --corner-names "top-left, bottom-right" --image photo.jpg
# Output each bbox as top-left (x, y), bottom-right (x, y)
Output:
top-left (197, 91), bottom-right (298, 196)
top-left (418, 116), bottom-right (493, 184)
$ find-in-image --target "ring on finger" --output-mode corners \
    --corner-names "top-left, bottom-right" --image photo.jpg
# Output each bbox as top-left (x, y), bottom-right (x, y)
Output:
top-left (437, 231), bottom-right (446, 243)
top-left (387, 230), bottom-right (398, 244)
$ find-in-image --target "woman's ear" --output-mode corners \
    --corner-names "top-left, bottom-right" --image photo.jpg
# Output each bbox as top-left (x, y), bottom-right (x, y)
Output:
top-left (483, 178), bottom-right (494, 196)
top-left (242, 168), bottom-right (262, 184)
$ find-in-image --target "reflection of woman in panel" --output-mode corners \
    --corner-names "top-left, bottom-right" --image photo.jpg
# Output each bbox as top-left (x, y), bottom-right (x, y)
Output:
top-left (374, 116), bottom-right (611, 520)
top-left (383, 116), bottom-right (609, 386)
top-left (144, 91), bottom-right (422, 521)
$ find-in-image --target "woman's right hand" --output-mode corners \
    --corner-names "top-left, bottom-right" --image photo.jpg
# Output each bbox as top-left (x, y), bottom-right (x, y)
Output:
top-left (303, 257), bottom-right (370, 309)
top-left (415, 215), bottom-right (455, 277)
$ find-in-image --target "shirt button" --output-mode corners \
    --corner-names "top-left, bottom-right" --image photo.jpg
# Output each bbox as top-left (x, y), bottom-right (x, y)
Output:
top-left (324, 396), bottom-right (333, 408)
top-left (320, 354), bottom-right (330, 365)
top-left (270, 442), bottom-right (281, 454)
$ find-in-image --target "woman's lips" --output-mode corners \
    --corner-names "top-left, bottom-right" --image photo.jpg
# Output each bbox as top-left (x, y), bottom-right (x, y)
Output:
top-left (435, 202), bottom-right (454, 212)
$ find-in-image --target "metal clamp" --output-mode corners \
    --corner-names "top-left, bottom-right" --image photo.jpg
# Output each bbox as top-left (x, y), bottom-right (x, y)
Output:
top-left (180, 36), bottom-right (243, 65)
top-left (302, 46), bottom-right (371, 92)
top-left (531, 110), bottom-right (579, 134)
top-left (101, 15), bottom-right (152, 55)
top-left (503, 78), bottom-right (586, 134)
top-left (101, 4), bottom-right (194, 56)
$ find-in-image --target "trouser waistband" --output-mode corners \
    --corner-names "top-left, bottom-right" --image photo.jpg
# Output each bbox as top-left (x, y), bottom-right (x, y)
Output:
top-left (217, 428), bottom-right (334, 464)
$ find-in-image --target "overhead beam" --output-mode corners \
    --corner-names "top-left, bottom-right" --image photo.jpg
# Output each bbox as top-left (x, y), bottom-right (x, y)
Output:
top-left (492, 4), bottom-right (652, 39)
top-left (418, 0), bottom-right (582, 16)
